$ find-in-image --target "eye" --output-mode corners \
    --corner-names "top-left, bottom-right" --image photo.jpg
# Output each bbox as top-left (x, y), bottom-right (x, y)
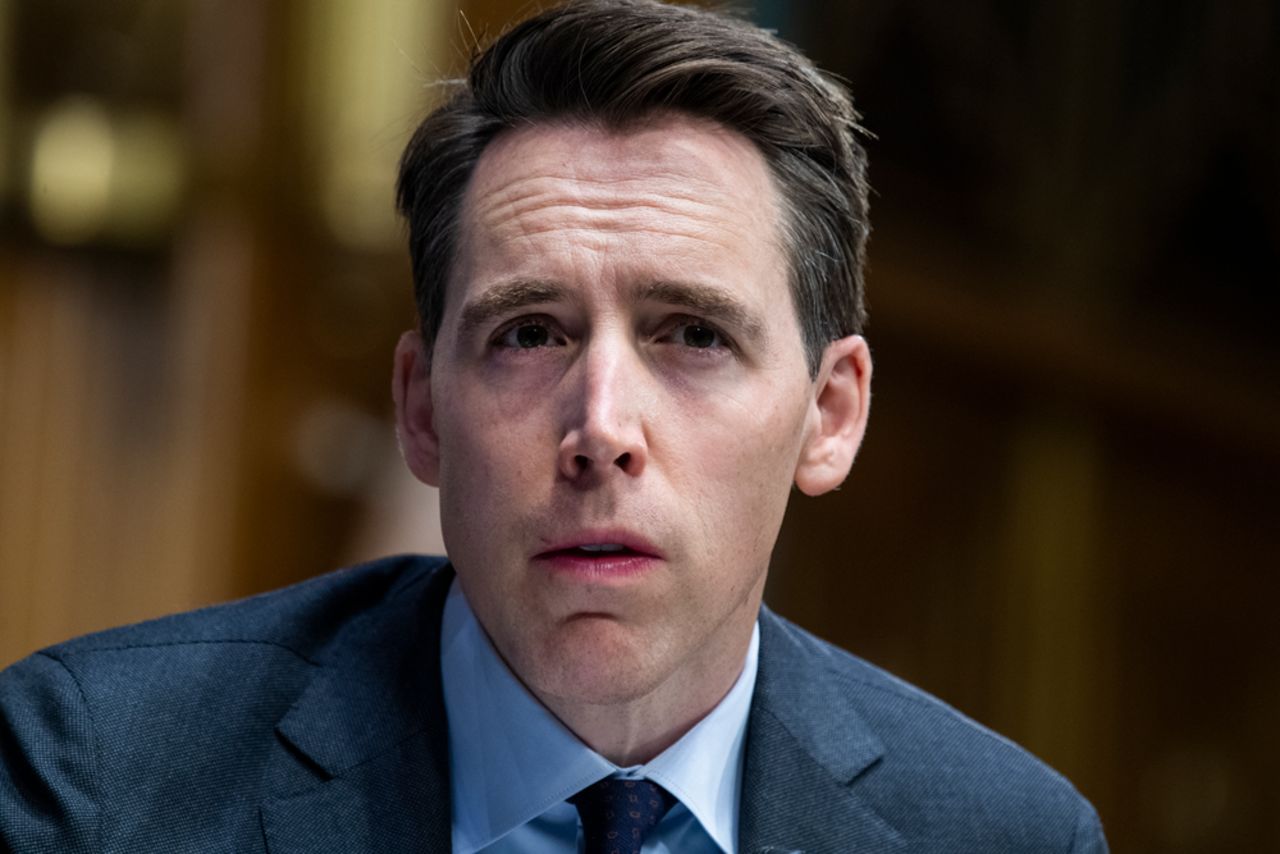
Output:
top-left (494, 319), bottom-right (563, 350)
top-left (679, 323), bottom-right (722, 349)
top-left (659, 317), bottom-right (732, 352)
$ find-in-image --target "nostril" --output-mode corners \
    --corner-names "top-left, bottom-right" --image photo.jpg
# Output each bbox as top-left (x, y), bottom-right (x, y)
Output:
top-left (574, 454), bottom-right (591, 471)
top-left (614, 452), bottom-right (631, 470)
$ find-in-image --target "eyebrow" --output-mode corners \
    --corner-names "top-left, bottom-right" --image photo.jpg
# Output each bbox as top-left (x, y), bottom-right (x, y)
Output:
top-left (458, 279), bottom-right (568, 337)
top-left (637, 280), bottom-right (766, 341)
top-left (456, 277), bottom-right (767, 342)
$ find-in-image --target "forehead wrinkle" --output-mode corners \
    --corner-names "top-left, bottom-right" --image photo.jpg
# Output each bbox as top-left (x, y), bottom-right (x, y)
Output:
top-left (477, 167), bottom-right (742, 209)
top-left (477, 183), bottom-right (736, 231)
top-left (491, 219), bottom-right (754, 260)
top-left (471, 165), bottom-right (775, 243)
top-left (467, 113), bottom-right (786, 229)
top-left (476, 193), bottom-right (771, 262)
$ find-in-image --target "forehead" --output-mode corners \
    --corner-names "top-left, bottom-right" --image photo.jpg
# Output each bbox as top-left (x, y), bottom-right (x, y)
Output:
top-left (451, 114), bottom-right (789, 301)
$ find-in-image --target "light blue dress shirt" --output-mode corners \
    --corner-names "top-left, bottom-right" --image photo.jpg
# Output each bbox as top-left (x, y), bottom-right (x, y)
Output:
top-left (440, 579), bottom-right (759, 854)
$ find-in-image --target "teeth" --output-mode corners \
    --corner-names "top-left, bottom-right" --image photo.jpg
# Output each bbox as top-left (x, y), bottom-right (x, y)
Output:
top-left (579, 544), bottom-right (626, 552)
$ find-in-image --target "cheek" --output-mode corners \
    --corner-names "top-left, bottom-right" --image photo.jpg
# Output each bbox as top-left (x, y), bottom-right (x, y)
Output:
top-left (688, 381), bottom-right (807, 477)
top-left (434, 387), bottom-right (540, 540)
top-left (674, 393), bottom-right (807, 553)
top-left (436, 373), bottom-right (546, 473)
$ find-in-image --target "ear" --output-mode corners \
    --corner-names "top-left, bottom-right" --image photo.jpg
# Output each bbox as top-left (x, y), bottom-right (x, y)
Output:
top-left (794, 334), bottom-right (872, 496)
top-left (392, 330), bottom-right (441, 487)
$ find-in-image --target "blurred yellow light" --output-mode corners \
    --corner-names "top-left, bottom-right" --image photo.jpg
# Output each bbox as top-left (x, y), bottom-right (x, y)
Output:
top-left (29, 98), bottom-right (115, 244)
top-left (27, 98), bottom-right (185, 246)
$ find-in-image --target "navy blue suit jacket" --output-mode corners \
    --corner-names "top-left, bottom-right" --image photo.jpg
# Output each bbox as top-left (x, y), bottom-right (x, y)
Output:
top-left (1, 555), bottom-right (1107, 852)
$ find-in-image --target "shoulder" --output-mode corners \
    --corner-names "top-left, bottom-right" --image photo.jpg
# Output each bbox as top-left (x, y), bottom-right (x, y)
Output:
top-left (756, 608), bottom-right (1108, 852)
top-left (0, 554), bottom-right (450, 852)
top-left (4, 552), bottom-right (450, 736)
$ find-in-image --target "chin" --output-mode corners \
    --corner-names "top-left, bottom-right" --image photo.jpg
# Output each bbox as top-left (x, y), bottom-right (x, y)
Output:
top-left (527, 616), bottom-right (668, 707)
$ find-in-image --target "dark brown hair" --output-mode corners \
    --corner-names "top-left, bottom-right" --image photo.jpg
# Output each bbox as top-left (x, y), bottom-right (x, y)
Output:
top-left (397, 0), bottom-right (870, 375)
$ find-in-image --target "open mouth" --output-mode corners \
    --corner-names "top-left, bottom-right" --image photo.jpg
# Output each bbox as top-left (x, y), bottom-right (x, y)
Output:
top-left (568, 543), bottom-right (630, 554)
top-left (533, 534), bottom-right (662, 574)
top-left (535, 530), bottom-right (665, 578)
top-left (541, 543), bottom-right (645, 559)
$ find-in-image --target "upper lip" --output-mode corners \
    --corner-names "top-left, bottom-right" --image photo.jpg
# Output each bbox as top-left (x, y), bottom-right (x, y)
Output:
top-left (534, 529), bottom-right (664, 559)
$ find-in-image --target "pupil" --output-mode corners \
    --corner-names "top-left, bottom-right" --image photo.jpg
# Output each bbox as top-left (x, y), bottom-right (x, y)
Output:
top-left (683, 325), bottom-right (716, 348)
top-left (515, 325), bottom-right (548, 348)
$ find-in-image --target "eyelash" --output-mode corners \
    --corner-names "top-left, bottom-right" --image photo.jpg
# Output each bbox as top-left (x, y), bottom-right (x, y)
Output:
top-left (490, 316), bottom-right (565, 350)
top-left (487, 314), bottom-right (736, 355)
top-left (658, 316), bottom-right (735, 354)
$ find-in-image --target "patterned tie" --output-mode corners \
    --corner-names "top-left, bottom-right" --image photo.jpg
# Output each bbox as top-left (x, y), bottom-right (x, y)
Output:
top-left (569, 778), bottom-right (676, 854)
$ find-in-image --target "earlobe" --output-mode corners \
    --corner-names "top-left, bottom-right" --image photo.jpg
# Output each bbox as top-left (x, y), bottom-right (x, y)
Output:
top-left (392, 330), bottom-right (441, 487)
top-left (794, 335), bottom-right (872, 497)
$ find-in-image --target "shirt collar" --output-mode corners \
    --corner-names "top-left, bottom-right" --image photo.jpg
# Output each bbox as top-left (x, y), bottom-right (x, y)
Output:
top-left (441, 578), bottom-right (759, 854)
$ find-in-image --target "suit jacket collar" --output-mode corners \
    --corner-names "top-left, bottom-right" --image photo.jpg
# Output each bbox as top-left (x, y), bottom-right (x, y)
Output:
top-left (739, 608), bottom-right (908, 854)
top-left (257, 561), bottom-right (904, 853)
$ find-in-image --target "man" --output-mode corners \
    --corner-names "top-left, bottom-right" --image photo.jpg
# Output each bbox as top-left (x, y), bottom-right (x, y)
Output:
top-left (1, 1), bottom-right (1107, 851)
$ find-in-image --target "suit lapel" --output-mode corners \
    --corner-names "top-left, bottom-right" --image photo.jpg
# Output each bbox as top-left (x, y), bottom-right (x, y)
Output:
top-left (259, 733), bottom-right (449, 853)
top-left (260, 563), bottom-right (456, 854)
top-left (740, 609), bottom-right (908, 854)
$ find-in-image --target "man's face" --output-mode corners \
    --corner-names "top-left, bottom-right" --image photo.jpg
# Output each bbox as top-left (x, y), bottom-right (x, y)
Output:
top-left (396, 114), bottom-right (865, 711)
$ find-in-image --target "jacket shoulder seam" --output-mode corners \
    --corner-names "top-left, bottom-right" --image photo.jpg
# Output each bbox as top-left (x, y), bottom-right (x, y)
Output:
top-left (35, 651), bottom-right (103, 851)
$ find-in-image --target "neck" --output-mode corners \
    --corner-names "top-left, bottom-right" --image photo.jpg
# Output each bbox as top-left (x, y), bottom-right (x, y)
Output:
top-left (548, 667), bottom-right (742, 767)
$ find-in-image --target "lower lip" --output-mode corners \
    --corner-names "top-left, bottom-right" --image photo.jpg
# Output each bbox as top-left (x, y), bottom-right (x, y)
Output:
top-left (534, 551), bottom-right (661, 579)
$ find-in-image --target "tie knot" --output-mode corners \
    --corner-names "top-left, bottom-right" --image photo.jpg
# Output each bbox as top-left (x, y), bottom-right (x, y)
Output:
top-left (570, 778), bottom-right (676, 854)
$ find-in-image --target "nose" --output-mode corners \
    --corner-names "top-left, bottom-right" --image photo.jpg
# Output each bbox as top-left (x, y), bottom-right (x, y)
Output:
top-left (557, 335), bottom-right (648, 483)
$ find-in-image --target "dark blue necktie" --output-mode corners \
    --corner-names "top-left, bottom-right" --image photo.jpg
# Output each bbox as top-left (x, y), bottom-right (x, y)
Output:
top-left (570, 778), bottom-right (676, 854)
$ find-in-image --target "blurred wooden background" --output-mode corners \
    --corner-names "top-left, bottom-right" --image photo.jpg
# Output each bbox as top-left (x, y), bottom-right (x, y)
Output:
top-left (1, 1), bottom-right (1276, 851)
